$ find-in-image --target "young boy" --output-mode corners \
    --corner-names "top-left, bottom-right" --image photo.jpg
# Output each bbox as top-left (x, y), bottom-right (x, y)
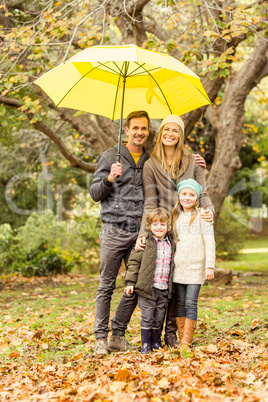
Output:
top-left (124, 208), bottom-right (175, 354)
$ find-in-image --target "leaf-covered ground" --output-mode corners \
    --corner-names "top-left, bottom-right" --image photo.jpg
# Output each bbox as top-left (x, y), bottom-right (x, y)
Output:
top-left (0, 272), bottom-right (268, 401)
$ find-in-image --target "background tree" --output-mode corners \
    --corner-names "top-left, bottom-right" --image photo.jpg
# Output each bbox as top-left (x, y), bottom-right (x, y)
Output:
top-left (0, 0), bottom-right (267, 222)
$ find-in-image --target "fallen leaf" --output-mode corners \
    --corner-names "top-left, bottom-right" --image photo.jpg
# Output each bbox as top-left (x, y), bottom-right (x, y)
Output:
top-left (9, 351), bottom-right (20, 358)
top-left (109, 381), bottom-right (125, 392)
top-left (243, 372), bottom-right (256, 385)
top-left (115, 368), bottom-right (137, 381)
top-left (0, 342), bottom-right (9, 351)
top-left (205, 344), bottom-right (218, 353)
top-left (158, 378), bottom-right (169, 388)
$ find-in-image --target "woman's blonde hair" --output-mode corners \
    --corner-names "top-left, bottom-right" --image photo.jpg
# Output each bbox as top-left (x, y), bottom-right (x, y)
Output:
top-left (145, 208), bottom-right (172, 232)
top-left (172, 196), bottom-right (200, 240)
top-left (151, 125), bottom-right (191, 180)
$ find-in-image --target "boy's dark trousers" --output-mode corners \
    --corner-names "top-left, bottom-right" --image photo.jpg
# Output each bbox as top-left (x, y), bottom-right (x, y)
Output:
top-left (138, 287), bottom-right (169, 329)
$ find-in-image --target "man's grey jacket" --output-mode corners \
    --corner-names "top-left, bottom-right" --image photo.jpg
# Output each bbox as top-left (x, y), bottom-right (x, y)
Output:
top-left (90, 142), bottom-right (149, 232)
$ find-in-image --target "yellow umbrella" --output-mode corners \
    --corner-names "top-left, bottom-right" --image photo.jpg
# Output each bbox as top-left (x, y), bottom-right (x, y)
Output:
top-left (35, 44), bottom-right (211, 159)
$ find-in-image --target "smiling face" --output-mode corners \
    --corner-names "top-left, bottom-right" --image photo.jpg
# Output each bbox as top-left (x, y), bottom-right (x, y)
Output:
top-left (150, 219), bottom-right (168, 240)
top-left (125, 117), bottom-right (149, 152)
top-left (161, 122), bottom-right (182, 148)
top-left (179, 187), bottom-right (198, 212)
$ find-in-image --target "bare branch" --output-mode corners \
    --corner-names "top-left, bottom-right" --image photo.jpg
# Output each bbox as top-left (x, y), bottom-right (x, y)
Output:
top-left (62, 0), bottom-right (110, 62)
top-left (0, 95), bottom-right (97, 173)
top-left (132, 0), bottom-right (151, 12)
top-left (28, 114), bottom-right (97, 173)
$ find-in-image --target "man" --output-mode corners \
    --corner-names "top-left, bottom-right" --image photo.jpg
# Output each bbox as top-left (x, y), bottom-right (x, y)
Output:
top-left (90, 110), bottom-right (207, 356)
top-left (90, 110), bottom-right (150, 356)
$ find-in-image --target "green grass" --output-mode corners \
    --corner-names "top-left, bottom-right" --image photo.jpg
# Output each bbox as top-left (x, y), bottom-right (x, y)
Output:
top-left (0, 274), bottom-right (139, 364)
top-left (0, 272), bottom-right (268, 366)
top-left (218, 253), bottom-right (268, 271)
top-left (217, 234), bottom-right (268, 272)
top-left (243, 236), bottom-right (268, 249)
top-left (198, 276), bottom-right (268, 344)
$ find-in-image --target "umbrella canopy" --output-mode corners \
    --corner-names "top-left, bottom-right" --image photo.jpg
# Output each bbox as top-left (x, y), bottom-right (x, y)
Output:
top-left (35, 44), bottom-right (211, 120)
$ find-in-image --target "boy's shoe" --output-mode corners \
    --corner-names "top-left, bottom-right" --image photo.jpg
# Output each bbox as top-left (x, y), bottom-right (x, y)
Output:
top-left (141, 329), bottom-right (151, 354)
top-left (94, 338), bottom-right (108, 356)
top-left (108, 335), bottom-right (135, 351)
top-left (151, 329), bottom-right (160, 350)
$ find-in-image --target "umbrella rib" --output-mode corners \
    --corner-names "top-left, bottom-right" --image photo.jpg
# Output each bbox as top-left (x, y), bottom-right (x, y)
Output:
top-left (55, 62), bottom-right (122, 107)
top-left (95, 61), bottom-right (122, 75)
top-left (112, 62), bottom-right (125, 75)
top-left (55, 65), bottom-right (103, 106)
top-left (111, 61), bottom-right (129, 122)
top-left (128, 64), bottom-right (161, 77)
top-left (127, 63), bottom-right (147, 76)
top-left (179, 73), bottom-right (212, 104)
top-left (111, 71), bottom-right (123, 122)
top-left (138, 64), bottom-right (172, 114)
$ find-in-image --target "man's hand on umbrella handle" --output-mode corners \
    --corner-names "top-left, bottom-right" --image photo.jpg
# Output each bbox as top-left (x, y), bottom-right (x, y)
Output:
top-left (108, 162), bottom-right (122, 182)
top-left (135, 236), bottom-right (146, 251)
top-left (193, 154), bottom-right (206, 169)
top-left (200, 209), bottom-right (214, 224)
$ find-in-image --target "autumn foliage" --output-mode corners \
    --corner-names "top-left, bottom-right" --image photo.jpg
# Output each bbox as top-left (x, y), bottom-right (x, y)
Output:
top-left (0, 273), bottom-right (268, 401)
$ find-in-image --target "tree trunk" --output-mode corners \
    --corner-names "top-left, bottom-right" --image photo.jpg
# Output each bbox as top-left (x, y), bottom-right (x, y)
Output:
top-left (207, 37), bottom-right (268, 221)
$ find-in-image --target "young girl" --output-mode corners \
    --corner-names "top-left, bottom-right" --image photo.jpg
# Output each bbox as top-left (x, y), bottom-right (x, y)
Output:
top-left (172, 178), bottom-right (215, 352)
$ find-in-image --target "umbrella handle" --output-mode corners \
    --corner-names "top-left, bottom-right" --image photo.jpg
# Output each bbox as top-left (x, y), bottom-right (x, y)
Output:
top-left (116, 154), bottom-right (121, 163)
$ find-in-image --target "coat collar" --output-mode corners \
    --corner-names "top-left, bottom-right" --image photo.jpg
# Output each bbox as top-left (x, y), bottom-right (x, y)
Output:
top-left (150, 155), bottom-right (192, 185)
top-left (115, 142), bottom-right (149, 168)
top-left (147, 230), bottom-right (174, 248)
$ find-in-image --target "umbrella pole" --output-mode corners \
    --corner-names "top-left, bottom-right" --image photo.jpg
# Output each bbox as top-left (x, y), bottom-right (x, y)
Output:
top-left (116, 71), bottom-right (127, 163)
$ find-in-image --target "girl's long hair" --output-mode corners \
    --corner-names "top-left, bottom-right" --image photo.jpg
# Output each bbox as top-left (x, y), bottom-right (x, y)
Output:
top-left (151, 126), bottom-right (191, 179)
top-left (172, 196), bottom-right (200, 240)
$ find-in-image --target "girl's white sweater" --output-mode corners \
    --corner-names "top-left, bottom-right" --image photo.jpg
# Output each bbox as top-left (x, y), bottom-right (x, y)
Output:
top-left (173, 209), bottom-right (215, 285)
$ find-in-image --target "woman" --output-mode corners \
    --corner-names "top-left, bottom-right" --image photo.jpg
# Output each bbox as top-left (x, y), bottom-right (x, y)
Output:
top-left (136, 114), bottom-right (214, 347)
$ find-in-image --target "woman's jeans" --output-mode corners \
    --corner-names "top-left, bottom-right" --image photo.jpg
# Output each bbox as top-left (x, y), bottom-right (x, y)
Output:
top-left (176, 283), bottom-right (201, 321)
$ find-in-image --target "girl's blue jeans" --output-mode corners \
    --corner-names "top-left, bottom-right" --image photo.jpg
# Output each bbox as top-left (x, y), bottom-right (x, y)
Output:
top-left (176, 283), bottom-right (201, 321)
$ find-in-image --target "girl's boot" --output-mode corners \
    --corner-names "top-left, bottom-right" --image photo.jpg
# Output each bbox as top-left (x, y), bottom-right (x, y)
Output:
top-left (151, 329), bottom-right (160, 350)
top-left (176, 317), bottom-right (186, 344)
top-left (179, 318), bottom-right (196, 353)
top-left (141, 329), bottom-right (151, 354)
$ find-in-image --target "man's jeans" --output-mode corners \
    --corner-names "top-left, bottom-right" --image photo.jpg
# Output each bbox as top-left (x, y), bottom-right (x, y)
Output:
top-left (176, 283), bottom-right (201, 321)
top-left (94, 223), bottom-right (137, 339)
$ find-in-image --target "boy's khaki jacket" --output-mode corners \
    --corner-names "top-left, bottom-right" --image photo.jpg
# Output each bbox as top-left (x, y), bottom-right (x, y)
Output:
top-left (125, 231), bottom-right (175, 299)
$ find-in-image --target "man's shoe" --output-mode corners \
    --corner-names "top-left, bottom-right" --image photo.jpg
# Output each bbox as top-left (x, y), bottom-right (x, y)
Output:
top-left (165, 332), bottom-right (179, 348)
top-left (108, 335), bottom-right (135, 351)
top-left (94, 338), bottom-right (108, 356)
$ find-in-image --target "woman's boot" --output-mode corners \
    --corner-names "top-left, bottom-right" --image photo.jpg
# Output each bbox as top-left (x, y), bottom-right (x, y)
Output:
top-left (179, 318), bottom-right (196, 353)
top-left (141, 329), bottom-right (151, 354)
top-left (176, 317), bottom-right (186, 344)
top-left (151, 329), bottom-right (160, 350)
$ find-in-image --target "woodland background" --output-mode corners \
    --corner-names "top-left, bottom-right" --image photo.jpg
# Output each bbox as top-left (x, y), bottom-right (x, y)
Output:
top-left (0, 0), bottom-right (267, 274)
top-left (0, 2), bottom-right (268, 401)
